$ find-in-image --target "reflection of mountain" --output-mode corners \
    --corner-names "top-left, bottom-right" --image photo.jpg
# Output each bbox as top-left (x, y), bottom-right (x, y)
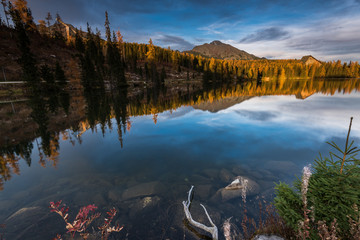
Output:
top-left (295, 90), bottom-right (317, 99)
top-left (193, 96), bottom-right (253, 112)
top-left (1, 78), bottom-right (360, 190)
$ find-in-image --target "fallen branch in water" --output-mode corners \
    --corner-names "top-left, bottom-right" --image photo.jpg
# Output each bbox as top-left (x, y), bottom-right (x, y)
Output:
top-left (182, 185), bottom-right (218, 240)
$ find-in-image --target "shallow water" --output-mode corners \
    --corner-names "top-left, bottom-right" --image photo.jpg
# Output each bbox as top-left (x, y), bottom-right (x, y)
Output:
top-left (0, 79), bottom-right (360, 239)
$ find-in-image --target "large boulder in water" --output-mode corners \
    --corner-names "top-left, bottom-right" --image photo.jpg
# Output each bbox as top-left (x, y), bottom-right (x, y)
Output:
top-left (212, 176), bottom-right (260, 202)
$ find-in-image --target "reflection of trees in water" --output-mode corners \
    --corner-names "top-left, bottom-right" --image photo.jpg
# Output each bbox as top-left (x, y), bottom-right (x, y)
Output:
top-left (1, 78), bottom-right (360, 190)
top-left (0, 141), bottom-right (33, 190)
top-left (28, 88), bottom-right (70, 167)
top-left (0, 88), bottom-right (70, 190)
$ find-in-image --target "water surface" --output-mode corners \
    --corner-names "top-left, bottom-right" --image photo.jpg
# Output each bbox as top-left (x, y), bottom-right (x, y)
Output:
top-left (0, 78), bottom-right (359, 239)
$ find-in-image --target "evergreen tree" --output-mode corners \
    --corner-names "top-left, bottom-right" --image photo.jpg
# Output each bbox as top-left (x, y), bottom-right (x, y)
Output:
top-left (161, 67), bottom-right (166, 83)
top-left (75, 29), bottom-right (85, 53)
top-left (45, 12), bottom-right (52, 35)
top-left (53, 13), bottom-right (65, 42)
top-left (55, 62), bottom-right (67, 87)
top-left (40, 64), bottom-right (54, 84)
top-left (9, 3), bottom-right (39, 88)
top-left (104, 11), bottom-right (111, 43)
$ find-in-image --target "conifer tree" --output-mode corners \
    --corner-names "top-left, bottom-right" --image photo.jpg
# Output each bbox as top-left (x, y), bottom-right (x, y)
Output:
top-left (55, 62), bottom-right (67, 87)
top-left (53, 13), bottom-right (65, 41)
top-left (104, 11), bottom-right (111, 43)
top-left (9, 2), bottom-right (39, 87)
top-left (46, 12), bottom-right (52, 27)
top-left (45, 12), bottom-right (52, 35)
top-left (40, 64), bottom-right (54, 85)
top-left (146, 38), bottom-right (156, 62)
top-left (75, 29), bottom-right (85, 53)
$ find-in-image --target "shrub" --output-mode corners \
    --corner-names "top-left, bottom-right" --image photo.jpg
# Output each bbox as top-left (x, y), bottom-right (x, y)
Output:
top-left (274, 117), bottom-right (360, 239)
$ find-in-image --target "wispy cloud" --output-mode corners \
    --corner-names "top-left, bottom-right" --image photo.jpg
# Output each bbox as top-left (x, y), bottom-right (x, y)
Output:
top-left (198, 18), bottom-right (242, 36)
top-left (239, 27), bottom-right (290, 43)
top-left (155, 34), bottom-right (194, 51)
top-left (286, 15), bottom-right (360, 57)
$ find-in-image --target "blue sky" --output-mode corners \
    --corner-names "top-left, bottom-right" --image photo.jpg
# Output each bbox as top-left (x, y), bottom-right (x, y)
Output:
top-left (3, 0), bottom-right (360, 61)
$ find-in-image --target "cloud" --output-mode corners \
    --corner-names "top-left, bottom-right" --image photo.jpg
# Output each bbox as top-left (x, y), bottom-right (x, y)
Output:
top-left (234, 110), bottom-right (278, 121)
top-left (239, 27), bottom-right (290, 43)
top-left (155, 34), bottom-right (194, 51)
top-left (219, 93), bottom-right (360, 140)
top-left (198, 17), bottom-right (243, 36)
top-left (283, 14), bottom-right (360, 60)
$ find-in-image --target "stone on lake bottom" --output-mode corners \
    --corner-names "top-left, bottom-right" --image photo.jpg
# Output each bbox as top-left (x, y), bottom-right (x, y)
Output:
top-left (252, 235), bottom-right (284, 240)
top-left (122, 181), bottom-right (165, 200)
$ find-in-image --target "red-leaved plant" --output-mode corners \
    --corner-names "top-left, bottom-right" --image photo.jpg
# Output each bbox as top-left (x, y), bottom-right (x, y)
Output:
top-left (49, 201), bottom-right (123, 240)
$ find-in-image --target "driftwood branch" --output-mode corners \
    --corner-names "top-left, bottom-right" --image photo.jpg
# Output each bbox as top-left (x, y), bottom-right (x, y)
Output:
top-left (183, 185), bottom-right (218, 240)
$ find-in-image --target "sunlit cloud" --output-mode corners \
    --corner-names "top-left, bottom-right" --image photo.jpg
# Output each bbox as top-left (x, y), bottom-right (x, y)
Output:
top-left (1, 0), bottom-right (359, 61)
top-left (218, 93), bottom-right (360, 140)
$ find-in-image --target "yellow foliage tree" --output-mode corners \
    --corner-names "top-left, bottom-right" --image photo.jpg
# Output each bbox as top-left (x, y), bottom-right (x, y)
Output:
top-left (146, 38), bottom-right (156, 62)
top-left (10, 0), bottom-right (36, 30)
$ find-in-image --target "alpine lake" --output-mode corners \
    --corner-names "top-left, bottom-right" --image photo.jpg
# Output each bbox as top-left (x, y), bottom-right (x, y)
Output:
top-left (1, 78), bottom-right (360, 239)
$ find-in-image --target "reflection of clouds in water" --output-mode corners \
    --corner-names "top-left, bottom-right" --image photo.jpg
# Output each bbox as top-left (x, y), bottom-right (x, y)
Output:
top-left (159, 106), bottom-right (193, 120)
top-left (234, 110), bottom-right (278, 121)
top-left (201, 92), bottom-right (360, 140)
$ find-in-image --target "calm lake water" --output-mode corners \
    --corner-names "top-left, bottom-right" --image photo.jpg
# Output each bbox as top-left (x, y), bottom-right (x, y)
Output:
top-left (0, 79), bottom-right (360, 239)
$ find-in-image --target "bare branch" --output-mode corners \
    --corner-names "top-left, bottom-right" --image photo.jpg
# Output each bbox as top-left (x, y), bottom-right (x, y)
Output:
top-left (182, 185), bottom-right (218, 240)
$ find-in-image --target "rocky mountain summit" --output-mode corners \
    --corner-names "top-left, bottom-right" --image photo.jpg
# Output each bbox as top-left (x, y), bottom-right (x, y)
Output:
top-left (185, 40), bottom-right (260, 60)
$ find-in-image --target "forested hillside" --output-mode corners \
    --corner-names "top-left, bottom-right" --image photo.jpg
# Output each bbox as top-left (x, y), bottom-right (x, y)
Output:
top-left (1, 0), bottom-right (360, 91)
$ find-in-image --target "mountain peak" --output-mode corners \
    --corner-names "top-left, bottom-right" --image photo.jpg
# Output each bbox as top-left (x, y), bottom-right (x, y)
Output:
top-left (210, 40), bottom-right (223, 45)
top-left (185, 40), bottom-right (259, 60)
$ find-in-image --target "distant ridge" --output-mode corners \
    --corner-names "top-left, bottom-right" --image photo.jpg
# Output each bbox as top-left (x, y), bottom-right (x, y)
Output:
top-left (184, 40), bottom-right (260, 60)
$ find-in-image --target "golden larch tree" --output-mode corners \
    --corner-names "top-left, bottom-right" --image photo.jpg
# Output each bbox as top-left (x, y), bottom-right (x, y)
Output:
top-left (146, 38), bottom-right (156, 62)
top-left (10, 0), bottom-right (36, 30)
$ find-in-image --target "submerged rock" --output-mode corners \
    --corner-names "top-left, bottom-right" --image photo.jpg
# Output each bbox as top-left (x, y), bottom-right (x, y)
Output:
top-left (213, 176), bottom-right (260, 202)
top-left (128, 196), bottom-right (161, 219)
top-left (195, 184), bottom-right (212, 199)
top-left (219, 168), bottom-right (235, 182)
top-left (252, 235), bottom-right (284, 240)
top-left (264, 161), bottom-right (298, 174)
top-left (4, 206), bottom-right (64, 240)
top-left (108, 188), bottom-right (123, 202)
top-left (122, 181), bottom-right (165, 200)
top-left (202, 168), bottom-right (219, 179)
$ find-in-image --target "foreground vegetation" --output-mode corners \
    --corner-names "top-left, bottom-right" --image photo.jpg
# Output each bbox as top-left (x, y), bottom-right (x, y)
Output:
top-left (275, 118), bottom-right (360, 239)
